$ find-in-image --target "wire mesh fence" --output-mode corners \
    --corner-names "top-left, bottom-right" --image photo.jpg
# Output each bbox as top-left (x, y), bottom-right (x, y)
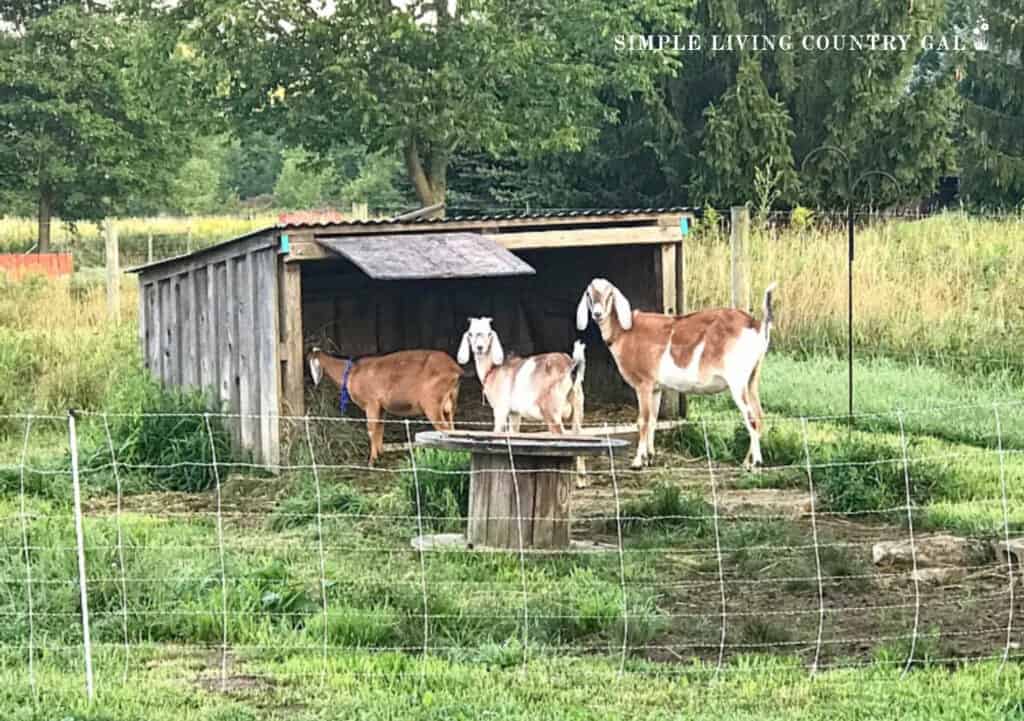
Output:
top-left (2, 403), bottom-right (1021, 699)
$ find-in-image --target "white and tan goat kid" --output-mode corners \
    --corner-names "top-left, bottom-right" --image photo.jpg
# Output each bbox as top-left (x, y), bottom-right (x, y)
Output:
top-left (457, 317), bottom-right (588, 478)
top-left (576, 278), bottom-right (776, 470)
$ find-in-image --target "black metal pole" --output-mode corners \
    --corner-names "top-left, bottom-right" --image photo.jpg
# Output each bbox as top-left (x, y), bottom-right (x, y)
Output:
top-left (847, 203), bottom-right (854, 422)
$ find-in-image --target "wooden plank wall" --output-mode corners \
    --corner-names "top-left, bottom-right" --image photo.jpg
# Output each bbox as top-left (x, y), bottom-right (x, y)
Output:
top-left (138, 247), bottom-right (281, 466)
top-left (299, 244), bottom-right (660, 406)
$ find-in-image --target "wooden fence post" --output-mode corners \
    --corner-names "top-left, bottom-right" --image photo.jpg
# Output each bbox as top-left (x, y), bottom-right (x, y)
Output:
top-left (352, 201), bottom-right (369, 221)
top-left (147, 233), bottom-right (154, 264)
top-left (730, 206), bottom-right (750, 310)
top-left (104, 219), bottom-right (120, 323)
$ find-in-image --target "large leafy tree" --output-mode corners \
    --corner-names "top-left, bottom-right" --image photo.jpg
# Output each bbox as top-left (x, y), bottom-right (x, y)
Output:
top-left (959, 0), bottom-right (1024, 206)
top-left (0, 4), bottom-right (204, 250)
top-left (187, 0), bottom-right (680, 215)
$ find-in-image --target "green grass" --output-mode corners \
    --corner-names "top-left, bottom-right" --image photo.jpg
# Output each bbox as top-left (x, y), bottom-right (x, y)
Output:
top-left (3, 216), bottom-right (1024, 717)
top-left (668, 352), bottom-right (1024, 534)
top-left (1, 650), bottom-right (1022, 720)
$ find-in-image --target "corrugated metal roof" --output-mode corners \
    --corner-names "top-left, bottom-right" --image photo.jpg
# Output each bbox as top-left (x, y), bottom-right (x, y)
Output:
top-left (129, 207), bottom-right (695, 275)
top-left (316, 233), bottom-right (536, 280)
top-left (276, 206), bottom-right (693, 230)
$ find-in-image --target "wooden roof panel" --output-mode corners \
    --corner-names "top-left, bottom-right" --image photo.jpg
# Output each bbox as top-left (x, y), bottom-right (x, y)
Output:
top-left (315, 233), bottom-right (536, 280)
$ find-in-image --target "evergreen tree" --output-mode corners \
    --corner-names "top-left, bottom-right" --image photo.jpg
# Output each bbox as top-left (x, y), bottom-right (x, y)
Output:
top-left (960, 0), bottom-right (1024, 206)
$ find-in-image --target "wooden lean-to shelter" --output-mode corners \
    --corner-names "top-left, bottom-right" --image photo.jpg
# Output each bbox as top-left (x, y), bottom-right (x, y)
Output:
top-left (129, 208), bottom-right (694, 465)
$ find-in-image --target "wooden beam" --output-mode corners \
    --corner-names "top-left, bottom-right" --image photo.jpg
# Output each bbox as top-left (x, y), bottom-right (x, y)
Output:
top-left (104, 220), bottom-right (120, 323)
top-left (132, 235), bottom-right (277, 284)
top-left (658, 242), bottom-right (682, 419)
top-left (287, 211), bottom-right (691, 239)
top-left (486, 224), bottom-right (677, 250)
top-left (287, 224), bottom-right (681, 263)
top-left (279, 261), bottom-right (305, 418)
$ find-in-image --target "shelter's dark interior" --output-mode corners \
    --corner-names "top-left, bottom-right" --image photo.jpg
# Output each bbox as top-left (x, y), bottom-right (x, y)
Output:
top-left (300, 244), bottom-right (662, 410)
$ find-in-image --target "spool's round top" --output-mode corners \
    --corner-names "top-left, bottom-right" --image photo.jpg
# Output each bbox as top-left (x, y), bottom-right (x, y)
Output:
top-left (415, 430), bottom-right (629, 457)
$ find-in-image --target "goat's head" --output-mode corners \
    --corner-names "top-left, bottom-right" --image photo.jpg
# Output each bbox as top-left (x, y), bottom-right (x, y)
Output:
top-left (576, 278), bottom-right (633, 331)
top-left (306, 346), bottom-right (324, 387)
top-left (457, 317), bottom-right (504, 366)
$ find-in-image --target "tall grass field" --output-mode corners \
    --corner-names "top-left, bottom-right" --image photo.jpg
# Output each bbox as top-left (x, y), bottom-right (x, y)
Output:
top-left (0, 211), bottom-right (1021, 719)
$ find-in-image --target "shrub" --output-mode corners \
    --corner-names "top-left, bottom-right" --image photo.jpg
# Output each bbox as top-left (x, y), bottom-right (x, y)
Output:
top-left (812, 435), bottom-right (941, 516)
top-left (400, 448), bottom-right (470, 532)
top-left (80, 374), bottom-right (235, 493)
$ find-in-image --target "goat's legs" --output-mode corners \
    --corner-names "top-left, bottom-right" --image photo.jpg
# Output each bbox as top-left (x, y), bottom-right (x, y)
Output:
top-left (423, 401), bottom-right (450, 433)
top-left (728, 382), bottom-right (762, 471)
top-left (442, 386), bottom-right (459, 430)
top-left (570, 386), bottom-right (588, 486)
top-left (746, 361), bottom-right (765, 434)
top-left (365, 403), bottom-right (385, 466)
top-left (632, 386), bottom-right (654, 469)
top-left (508, 413), bottom-right (522, 433)
top-left (492, 406), bottom-right (511, 433)
top-left (647, 388), bottom-right (663, 459)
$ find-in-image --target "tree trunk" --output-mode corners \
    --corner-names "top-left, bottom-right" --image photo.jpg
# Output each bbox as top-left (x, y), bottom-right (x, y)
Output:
top-left (37, 187), bottom-right (52, 253)
top-left (403, 139), bottom-right (448, 218)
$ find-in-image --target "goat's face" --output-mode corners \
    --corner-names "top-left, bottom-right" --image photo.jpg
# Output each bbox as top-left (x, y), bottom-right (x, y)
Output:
top-left (458, 317), bottom-right (504, 365)
top-left (306, 347), bottom-right (323, 386)
top-left (577, 278), bottom-right (633, 331)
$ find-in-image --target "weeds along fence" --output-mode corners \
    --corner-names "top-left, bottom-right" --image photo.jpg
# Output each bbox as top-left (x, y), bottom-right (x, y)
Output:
top-left (1, 403), bottom-right (1022, 698)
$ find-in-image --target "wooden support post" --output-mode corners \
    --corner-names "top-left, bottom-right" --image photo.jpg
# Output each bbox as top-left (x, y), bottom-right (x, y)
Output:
top-left (730, 206), bottom-right (750, 311)
top-left (280, 261), bottom-right (305, 418)
top-left (676, 233), bottom-right (688, 419)
top-left (659, 242), bottom-right (683, 418)
top-left (104, 219), bottom-right (120, 323)
top-left (147, 233), bottom-right (154, 264)
top-left (352, 201), bottom-right (369, 221)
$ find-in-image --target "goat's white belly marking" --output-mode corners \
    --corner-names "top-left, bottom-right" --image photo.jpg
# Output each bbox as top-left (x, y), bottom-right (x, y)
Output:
top-left (509, 359), bottom-right (543, 418)
top-left (657, 342), bottom-right (727, 395)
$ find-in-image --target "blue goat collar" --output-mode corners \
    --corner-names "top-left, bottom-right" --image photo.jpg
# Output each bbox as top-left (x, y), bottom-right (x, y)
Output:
top-left (338, 359), bottom-right (355, 415)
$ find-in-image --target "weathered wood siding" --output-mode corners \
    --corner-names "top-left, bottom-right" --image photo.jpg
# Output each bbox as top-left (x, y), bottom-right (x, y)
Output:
top-left (300, 244), bottom-right (660, 406)
top-left (138, 241), bottom-right (281, 466)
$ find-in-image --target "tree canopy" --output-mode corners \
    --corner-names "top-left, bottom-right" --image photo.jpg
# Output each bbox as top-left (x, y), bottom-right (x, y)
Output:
top-left (0, 3), bottom-right (204, 248)
top-left (186, 0), bottom-right (680, 214)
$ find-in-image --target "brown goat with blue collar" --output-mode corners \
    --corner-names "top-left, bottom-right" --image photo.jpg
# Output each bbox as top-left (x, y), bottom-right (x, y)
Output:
top-left (307, 347), bottom-right (461, 465)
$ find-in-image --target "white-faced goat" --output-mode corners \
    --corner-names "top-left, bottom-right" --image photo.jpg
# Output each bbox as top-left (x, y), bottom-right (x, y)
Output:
top-left (457, 317), bottom-right (586, 437)
top-left (577, 278), bottom-right (776, 470)
top-left (307, 347), bottom-right (461, 466)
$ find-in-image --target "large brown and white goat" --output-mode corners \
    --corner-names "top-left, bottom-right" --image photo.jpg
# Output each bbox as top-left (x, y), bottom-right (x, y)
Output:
top-left (576, 278), bottom-right (776, 470)
top-left (307, 347), bottom-right (461, 465)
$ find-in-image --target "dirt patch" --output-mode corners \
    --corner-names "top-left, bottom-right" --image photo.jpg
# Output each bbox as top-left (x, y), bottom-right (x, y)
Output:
top-left (83, 473), bottom-right (291, 530)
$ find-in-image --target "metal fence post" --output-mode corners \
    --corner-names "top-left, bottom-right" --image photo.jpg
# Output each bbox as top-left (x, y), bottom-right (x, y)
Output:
top-left (68, 410), bottom-right (95, 701)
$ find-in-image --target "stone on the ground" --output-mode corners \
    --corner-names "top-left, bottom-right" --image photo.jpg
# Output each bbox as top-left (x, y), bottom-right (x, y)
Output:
top-left (872, 534), bottom-right (988, 569)
top-left (992, 538), bottom-right (1024, 574)
top-left (911, 567), bottom-right (967, 585)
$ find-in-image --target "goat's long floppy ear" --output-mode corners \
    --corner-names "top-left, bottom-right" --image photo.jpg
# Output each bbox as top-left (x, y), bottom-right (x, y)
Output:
top-left (613, 287), bottom-right (633, 330)
top-left (576, 290), bottom-right (590, 331)
top-left (457, 331), bottom-right (471, 365)
top-left (308, 355), bottom-right (323, 386)
top-left (489, 332), bottom-right (504, 366)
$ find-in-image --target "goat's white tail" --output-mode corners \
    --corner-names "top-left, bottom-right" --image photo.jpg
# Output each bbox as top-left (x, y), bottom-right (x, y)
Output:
top-left (761, 282), bottom-right (777, 346)
top-left (570, 340), bottom-right (586, 387)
